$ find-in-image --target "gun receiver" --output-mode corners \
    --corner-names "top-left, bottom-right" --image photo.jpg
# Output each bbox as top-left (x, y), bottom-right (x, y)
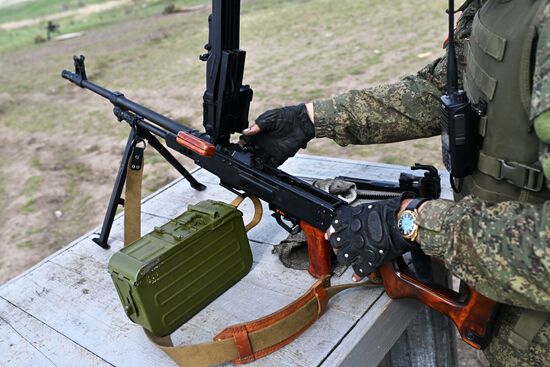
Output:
top-left (61, 0), bottom-right (498, 349)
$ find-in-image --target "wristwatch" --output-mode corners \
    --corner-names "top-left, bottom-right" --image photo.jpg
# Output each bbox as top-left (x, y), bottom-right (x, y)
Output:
top-left (397, 198), bottom-right (429, 242)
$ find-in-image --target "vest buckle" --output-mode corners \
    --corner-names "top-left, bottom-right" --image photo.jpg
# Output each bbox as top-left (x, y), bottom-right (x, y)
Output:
top-left (478, 152), bottom-right (545, 192)
top-left (497, 160), bottom-right (544, 192)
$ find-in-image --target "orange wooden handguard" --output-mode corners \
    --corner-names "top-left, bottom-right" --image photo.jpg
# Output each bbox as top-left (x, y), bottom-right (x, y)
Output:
top-left (379, 260), bottom-right (499, 349)
top-left (176, 131), bottom-right (215, 157)
top-left (300, 221), bottom-right (331, 279)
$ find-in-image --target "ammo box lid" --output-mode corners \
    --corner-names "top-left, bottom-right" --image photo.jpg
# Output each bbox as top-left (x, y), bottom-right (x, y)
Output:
top-left (108, 200), bottom-right (244, 285)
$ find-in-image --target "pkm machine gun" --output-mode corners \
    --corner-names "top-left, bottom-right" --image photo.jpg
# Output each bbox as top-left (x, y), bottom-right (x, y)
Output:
top-left (62, 0), bottom-right (499, 350)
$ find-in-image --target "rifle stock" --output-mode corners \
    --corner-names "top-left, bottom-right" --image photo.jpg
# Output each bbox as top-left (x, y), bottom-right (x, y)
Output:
top-left (379, 260), bottom-right (499, 349)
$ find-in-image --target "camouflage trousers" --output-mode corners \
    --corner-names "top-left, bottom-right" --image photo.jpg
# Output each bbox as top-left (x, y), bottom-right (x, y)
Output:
top-left (484, 306), bottom-right (549, 367)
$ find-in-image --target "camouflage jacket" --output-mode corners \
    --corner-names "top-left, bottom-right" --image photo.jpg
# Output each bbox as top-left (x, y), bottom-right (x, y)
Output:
top-left (313, 1), bottom-right (550, 365)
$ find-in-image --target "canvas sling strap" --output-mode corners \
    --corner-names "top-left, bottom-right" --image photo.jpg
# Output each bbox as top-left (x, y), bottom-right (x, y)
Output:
top-left (122, 147), bottom-right (382, 366)
top-left (144, 278), bottom-right (378, 367)
top-left (124, 139), bottom-right (145, 245)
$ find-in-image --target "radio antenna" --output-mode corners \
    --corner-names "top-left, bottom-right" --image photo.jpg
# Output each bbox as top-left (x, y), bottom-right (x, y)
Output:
top-left (447, 0), bottom-right (458, 95)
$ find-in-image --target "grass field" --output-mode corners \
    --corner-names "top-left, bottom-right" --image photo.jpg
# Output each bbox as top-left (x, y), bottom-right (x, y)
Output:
top-left (0, 0), bottom-right (207, 52)
top-left (0, 0), bottom-right (447, 284)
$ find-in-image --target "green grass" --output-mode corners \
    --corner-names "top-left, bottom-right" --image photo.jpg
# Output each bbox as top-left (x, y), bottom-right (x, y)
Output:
top-left (24, 175), bottom-right (43, 195)
top-left (20, 198), bottom-right (35, 214)
top-left (0, 0), bottom-right (207, 53)
top-left (19, 175), bottom-right (44, 214)
top-left (0, 0), bottom-right (106, 24)
top-left (16, 239), bottom-right (34, 248)
top-left (30, 157), bottom-right (43, 169)
top-left (381, 155), bottom-right (404, 165)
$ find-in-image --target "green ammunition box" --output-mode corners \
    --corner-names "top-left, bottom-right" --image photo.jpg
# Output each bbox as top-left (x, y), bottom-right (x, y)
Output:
top-left (108, 200), bottom-right (253, 337)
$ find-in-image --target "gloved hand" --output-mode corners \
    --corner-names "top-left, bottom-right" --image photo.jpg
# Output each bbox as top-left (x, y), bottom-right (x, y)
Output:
top-left (241, 104), bottom-right (315, 167)
top-left (327, 195), bottom-right (416, 278)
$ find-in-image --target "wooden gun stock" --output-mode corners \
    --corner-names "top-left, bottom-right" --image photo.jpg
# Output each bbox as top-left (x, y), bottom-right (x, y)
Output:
top-left (300, 228), bottom-right (499, 349)
top-left (379, 259), bottom-right (499, 349)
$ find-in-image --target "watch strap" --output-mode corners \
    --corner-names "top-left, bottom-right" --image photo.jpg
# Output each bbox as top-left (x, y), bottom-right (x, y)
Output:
top-left (405, 197), bottom-right (429, 212)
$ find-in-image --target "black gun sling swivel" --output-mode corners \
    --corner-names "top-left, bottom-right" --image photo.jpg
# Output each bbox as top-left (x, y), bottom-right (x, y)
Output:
top-left (122, 154), bottom-right (380, 367)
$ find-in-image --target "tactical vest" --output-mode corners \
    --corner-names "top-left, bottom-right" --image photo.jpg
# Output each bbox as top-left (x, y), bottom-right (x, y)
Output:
top-left (456, 0), bottom-right (550, 356)
top-left (459, 0), bottom-right (550, 203)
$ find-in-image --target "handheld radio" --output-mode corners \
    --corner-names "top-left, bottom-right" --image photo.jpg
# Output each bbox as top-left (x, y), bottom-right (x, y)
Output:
top-left (440, 0), bottom-right (479, 192)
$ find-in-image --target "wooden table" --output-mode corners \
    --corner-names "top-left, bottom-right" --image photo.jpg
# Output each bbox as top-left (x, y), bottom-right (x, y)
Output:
top-left (0, 155), bottom-right (455, 367)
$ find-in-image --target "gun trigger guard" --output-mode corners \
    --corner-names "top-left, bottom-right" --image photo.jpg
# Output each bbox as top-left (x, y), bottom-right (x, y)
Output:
top-left (272, 212), bottom-right (300, 235)
top-left (230, 195), bottom-right (263, 232)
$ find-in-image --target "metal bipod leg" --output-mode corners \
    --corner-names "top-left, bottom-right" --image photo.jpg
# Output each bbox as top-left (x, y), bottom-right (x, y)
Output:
top-left (141, 130), bottom-right (206, 191)
top-left (92, 128), bottom-right (207, 249)
top-left (92, 129), bottom-right (137, 249)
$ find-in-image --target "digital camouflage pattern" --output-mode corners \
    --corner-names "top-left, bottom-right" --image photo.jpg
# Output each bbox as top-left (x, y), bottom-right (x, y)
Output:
top-left (313, 1), bottom-right (550, 366)
top-left (313, 0), bottom-right (480, 145)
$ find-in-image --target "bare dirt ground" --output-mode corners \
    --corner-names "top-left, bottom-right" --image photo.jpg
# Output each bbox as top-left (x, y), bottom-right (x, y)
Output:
top-left (0, 1), bottom-right (485, 365)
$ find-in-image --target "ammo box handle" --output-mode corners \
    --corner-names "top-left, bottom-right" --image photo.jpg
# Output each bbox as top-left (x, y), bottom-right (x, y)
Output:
top-left (230, 195), bottom-right (263, 232)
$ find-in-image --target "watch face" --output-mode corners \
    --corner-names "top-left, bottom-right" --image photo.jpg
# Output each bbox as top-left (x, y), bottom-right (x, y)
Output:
top-left (398, 211), bottom-right (416, 237)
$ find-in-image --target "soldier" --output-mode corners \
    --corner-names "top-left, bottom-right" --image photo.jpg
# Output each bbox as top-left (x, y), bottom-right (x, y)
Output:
top-left (46, 21), bottom-right (59, 41)
top-left (241, 0), bottom-right (550, 366)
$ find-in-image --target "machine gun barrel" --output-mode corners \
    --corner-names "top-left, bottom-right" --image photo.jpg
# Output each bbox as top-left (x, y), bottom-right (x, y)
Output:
top-left (62, 69), bottom-right (194, 136)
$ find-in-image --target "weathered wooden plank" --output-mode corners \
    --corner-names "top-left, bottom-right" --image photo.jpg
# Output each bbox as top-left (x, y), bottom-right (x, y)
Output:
top-left (386, 263), bottom-right (458, 367)
top-left (321, 295), bottom-right (422, 367)
top-left (0, 297), bottom-right (110, 367)
top-left (0, 313), bottom-right (56, 367)
top-left (0, 261), bottom-right (174, 366)
top-left (0, 155), bottom-right (455, 367)
top-left (402, 307), bottom-right (457, 367)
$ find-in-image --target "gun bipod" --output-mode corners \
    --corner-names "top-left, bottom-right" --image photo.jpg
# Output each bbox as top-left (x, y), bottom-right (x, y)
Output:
top-left (92, 110), bottom-right (206, 249)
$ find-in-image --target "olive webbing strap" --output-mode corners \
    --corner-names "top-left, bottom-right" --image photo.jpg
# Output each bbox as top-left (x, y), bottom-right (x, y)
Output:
top-left (146, 279), bottom-right (381, 367)
top-left (508, 309), bottom-right (549, 351)
top-left (124, 143), bottom-right (145, 247)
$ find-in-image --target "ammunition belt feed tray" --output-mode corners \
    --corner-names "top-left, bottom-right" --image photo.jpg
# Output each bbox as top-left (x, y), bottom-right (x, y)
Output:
top-left (108, 200), bottom-right (252, 337)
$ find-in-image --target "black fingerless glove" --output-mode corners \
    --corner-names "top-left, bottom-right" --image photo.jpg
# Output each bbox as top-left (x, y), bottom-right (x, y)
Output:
top-left (242, 104), bottom-right (315, 167)
top-left (329, 195), bottom-right (416, 277)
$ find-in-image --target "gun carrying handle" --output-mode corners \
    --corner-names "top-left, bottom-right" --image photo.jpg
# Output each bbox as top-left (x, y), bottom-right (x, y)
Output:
top-left (300, 221), bottom-right (332, 279)
top-left (231, 195), bottom-right (263, 232)
top-left (379, 260), bottom-right (499, 349)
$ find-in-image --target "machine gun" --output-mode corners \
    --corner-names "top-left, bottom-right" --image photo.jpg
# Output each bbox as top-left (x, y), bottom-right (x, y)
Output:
top-left (62, 0), bottom-right (498, 350)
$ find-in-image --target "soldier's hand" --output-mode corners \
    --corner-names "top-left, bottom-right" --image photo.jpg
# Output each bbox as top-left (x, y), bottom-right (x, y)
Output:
top-left (325, 195), bottom-right (417, 281)
top-left (241, 103), bottom-right (315, 167)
